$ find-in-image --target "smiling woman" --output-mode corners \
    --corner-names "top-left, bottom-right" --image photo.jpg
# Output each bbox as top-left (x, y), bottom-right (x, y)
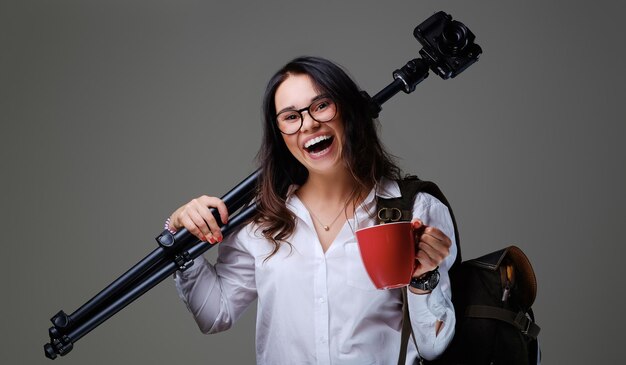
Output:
top-left (276, 75), bottom-right (345, 175)
top-left (167, 56), bottom-right (457, 364)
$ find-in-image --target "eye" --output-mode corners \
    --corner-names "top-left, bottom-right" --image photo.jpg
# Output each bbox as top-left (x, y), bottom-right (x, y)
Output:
top-left (279, 111), bottom-right (300, 123)
top-left (313, 99), bottom-right (331, 112)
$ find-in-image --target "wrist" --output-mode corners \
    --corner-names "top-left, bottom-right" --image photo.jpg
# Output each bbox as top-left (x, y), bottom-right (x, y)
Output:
top-left (408, 286), bottom-right (432, 295)
top-left (409, 267), bottom-right (440, 292)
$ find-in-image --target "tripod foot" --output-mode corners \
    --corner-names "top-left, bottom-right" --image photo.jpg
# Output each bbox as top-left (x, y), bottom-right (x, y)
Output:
top-left (44, 343), bottom-right (57, 360)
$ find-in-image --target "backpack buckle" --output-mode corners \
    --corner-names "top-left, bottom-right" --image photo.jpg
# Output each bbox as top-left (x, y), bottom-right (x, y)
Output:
top-left (377, 207), bottom-right (402, 223)
top-left (515, 311), bottom-right (532, 335)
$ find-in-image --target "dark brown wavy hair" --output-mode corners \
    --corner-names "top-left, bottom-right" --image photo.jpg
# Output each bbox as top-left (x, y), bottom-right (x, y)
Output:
top-left (254, 56), bottom-right (401, 258)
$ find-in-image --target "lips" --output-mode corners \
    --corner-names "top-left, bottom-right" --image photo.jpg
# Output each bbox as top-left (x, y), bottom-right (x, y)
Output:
top-left (303, 134), bottom-right (334, 157)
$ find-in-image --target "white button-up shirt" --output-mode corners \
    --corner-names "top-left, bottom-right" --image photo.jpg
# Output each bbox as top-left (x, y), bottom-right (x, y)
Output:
top-left (175, 178), bottom-right (457, 364)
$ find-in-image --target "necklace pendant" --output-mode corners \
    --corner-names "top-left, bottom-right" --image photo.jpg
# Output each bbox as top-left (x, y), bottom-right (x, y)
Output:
top-left (323, 225), bottom-right (330, 231)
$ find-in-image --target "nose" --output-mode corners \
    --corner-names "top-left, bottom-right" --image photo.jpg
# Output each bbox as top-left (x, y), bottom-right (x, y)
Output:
top-left (300, 111), bottom-right (320, 132)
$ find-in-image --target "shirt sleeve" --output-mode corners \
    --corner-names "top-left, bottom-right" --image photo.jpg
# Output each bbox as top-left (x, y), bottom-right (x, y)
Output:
top-left (174, 227), bottom-right (257, 334)
top-left (406, 192), bottom-right (457, 360)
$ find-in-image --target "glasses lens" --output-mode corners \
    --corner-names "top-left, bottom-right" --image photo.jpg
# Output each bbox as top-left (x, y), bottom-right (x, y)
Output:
top-left (277, 111), bottom-right (302, 134)
top-left (310, 98), bottom-right (336, 122)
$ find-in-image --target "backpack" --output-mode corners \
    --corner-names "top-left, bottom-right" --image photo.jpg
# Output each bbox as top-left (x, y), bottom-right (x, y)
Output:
top-left (376, 175), bottom-right (541, 365)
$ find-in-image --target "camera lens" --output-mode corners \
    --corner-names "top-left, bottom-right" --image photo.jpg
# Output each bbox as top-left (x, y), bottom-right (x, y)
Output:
top-left (439, 21), bottom-right (469, 56)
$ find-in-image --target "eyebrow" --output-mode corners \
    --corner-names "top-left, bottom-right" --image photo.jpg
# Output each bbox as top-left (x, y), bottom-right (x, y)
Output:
top-left (276, 94), bottom-right (330, 115)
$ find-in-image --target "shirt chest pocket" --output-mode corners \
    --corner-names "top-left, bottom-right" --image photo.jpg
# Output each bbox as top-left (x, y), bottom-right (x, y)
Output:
top-left (344, 242), bottom-right (378, 291)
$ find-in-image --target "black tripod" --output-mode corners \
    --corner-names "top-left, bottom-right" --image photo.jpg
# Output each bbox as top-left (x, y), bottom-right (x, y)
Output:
top-left (43, 11), bottom-right (481, 359)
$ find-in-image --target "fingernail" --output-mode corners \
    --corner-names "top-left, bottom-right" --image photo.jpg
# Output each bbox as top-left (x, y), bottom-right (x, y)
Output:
top-left (201, 235), bottom-right (207, 242)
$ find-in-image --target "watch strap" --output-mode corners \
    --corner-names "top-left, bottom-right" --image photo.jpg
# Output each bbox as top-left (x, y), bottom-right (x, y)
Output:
top-left (409, 267), bottom-right (440, 291)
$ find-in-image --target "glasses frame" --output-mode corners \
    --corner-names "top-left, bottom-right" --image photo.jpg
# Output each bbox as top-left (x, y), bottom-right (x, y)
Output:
top-left (275, 96), bottom-right (337, 135)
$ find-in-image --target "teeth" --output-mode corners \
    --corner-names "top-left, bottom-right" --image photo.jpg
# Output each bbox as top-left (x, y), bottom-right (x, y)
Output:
top-left (304, 135), bottom-right (331, 149)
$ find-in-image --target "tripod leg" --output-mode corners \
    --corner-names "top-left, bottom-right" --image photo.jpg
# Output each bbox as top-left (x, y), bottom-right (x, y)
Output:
top-left (44, 203), bottom-right (258, 359)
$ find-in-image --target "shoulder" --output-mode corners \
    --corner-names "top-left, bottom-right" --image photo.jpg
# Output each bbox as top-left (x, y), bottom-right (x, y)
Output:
top-left (414, 190), bottom-right (448, 211)
top-left (412, 189), bottom-right (455, 245)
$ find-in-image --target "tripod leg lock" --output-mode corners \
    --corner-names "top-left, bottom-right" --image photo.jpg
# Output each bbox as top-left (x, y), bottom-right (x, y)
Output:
top-left (157, 229), bottom-right (195, 271)
top-left (44, 333), bottom-right (73, 359)
top-left (174, 251), bottom-right (194, 272)
top-left (156, 230), bottom-right (176, 248)
top-left (44, 310), bottom-right (74, 359)
top-left (51, 310), bottom-right (71, 331)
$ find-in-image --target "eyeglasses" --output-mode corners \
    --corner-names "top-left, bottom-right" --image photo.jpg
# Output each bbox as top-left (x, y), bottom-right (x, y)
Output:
top-left (276, 96), bottom-right (337, 135)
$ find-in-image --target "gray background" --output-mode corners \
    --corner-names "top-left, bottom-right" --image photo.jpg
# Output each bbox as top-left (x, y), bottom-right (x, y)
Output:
top-left (2, 0), bottom-right (625, 364)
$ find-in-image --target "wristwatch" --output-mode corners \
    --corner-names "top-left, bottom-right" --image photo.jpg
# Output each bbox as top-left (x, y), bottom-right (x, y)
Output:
top-left (409, 268), bottom-right (440, 291)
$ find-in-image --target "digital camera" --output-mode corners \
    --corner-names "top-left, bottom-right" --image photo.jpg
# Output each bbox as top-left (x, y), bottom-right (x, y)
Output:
top-left (414, 11), bottom-right (482, 79)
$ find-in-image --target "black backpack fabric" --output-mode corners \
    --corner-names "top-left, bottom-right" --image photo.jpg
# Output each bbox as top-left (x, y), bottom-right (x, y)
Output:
top-left (377, 175), bottom-right (541, 365)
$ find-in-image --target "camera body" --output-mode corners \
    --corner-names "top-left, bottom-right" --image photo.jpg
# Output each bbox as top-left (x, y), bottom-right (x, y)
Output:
top-left (414, 11), bottom-right (482, 79)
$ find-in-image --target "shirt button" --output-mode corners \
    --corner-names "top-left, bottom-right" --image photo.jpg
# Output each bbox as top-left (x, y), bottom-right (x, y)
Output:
top-left (320, 337), bottom-right (327, 344)
top-left (318, 297), bottom-right (326, 303)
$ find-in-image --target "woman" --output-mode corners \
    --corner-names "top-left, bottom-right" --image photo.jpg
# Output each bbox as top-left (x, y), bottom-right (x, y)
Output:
top-left (168, 56), bottom-right (457, 364)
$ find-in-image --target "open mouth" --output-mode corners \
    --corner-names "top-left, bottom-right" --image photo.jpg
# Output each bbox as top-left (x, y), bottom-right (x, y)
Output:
top-left (304, 135), bottom-right (334, 156)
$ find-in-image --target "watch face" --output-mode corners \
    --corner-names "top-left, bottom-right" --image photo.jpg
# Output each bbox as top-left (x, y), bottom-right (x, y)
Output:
top-left (410, 269), bottom-right (440, 290)
top-left (427, 270), bottom-right (440, 289)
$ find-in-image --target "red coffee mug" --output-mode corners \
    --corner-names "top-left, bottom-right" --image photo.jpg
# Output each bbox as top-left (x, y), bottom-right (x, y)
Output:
top-left (355, 222), bottom-right (415, 289)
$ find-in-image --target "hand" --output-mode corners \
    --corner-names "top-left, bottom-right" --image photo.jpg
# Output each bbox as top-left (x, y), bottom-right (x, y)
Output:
top-left (169, 196), bottom-right (229, 244)
top-left (409, 219), bottom-right (452, 293)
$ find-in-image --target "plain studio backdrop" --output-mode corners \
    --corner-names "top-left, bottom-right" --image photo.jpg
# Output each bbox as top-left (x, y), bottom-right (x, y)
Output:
top-left (2, 1), bottom-right (625, 364)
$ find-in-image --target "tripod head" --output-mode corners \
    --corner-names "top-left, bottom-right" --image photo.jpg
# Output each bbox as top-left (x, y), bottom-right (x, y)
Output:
top-left (365, 11), bottom-right (481, 118)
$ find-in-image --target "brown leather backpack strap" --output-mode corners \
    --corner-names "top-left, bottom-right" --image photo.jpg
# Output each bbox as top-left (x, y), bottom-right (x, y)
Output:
top-left (377, 176), bottom-right (421, 225)
top-left (465, 305), bottom-right (541, 339)
top-left (398, 287), bottom-right (423, 365)
top-left (398, 287), bottom-right (410, 365)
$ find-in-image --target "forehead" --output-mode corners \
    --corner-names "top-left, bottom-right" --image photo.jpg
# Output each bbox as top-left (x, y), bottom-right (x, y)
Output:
top-left (274, 73), bottom-right (323, 110)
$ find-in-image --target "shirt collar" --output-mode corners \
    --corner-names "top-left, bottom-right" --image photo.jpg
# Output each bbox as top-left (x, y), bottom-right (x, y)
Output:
top-left (285, 177), bottom-right (401, 209)
top-left (287, 177), bottom-right (402, 198)
top-left (283, 177), bottom-right (404, 232)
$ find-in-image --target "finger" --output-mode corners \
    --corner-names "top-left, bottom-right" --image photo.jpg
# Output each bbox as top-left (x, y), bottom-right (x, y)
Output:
top-left (422, 226), bottom-right (450, 245)
top-left (418, 239), bottom-right (447, 265)
top-left (411, 218), bottom-right (423, 230)
top-left (415, 229), bottom-right (449, 263)
top-left (197, 196), bottom-right (229, 232)
top-left (414, 249), bottom-right (438, 273)
top-left (412, 222), bottom-right (426, 245)
top-left (187, 208), bottom-right (214, 239)
top-left (214, 198), bottom-right (229, 225)
top-left (180, 214), bottom-right (209, 241)
top-left (417, 232), bottom-right (451, 260)
top-left (199, 207), bottom-right (224, 242)
top-left (417, 235), bottom-right (446, 260)
top-left (193, 198), bottom-right (224, 241)
top-left (420, 232), bottom-right (451, 251)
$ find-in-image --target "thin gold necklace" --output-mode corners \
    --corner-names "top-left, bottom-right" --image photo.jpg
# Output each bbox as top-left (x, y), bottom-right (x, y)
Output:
top-left (300, 199), bottom-right (347, 231)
